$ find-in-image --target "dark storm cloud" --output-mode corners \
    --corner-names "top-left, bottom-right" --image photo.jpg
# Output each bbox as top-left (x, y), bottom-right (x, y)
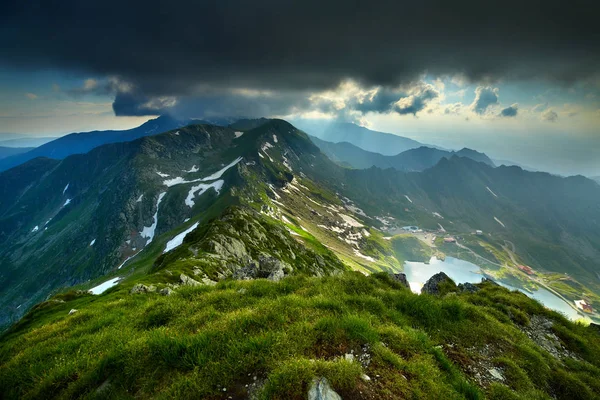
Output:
top-left (499, 104), bottom-right (518, 117)
top-left (1, 0), bottom-right (599, 116)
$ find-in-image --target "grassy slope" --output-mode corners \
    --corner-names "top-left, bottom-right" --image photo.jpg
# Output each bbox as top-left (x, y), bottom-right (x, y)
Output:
top-left (1, 274), bottom-right (599, 399)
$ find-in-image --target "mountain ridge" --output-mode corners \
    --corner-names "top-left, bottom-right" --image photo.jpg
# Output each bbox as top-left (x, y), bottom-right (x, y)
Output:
top-left (310, 135), bottom-right (494, 171)
top-left (0, 115), bottom-right (202, 172)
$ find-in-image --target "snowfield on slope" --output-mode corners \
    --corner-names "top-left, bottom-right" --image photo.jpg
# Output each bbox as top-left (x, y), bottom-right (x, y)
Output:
top-left (140, 192), bottom-right (167, 243)
top-left (185, 180), bottom-right (224, 207)
top-left (163, 157), bottom-right (243, 187)
top-left (164, 222), bottom-right (199, 253)
top-left (89, 277), bottom-right (120, 295)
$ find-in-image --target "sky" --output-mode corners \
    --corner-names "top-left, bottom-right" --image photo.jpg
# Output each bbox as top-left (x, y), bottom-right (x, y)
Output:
top-left (0, 0), bottom-right (599, 176)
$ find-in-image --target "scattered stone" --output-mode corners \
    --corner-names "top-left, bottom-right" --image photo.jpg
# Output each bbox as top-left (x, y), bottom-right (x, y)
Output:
top-left (159, 288), bottom-right (174, 296)
top-left (361, 374), bottom-right (371, 382)
top-left (68, 309), bottom-right (78, 315)
top-left (130, 284), bottom-right (151, 294)
top-left (521, 315), bottom-right (578, 359)
top-left (390, 273), bottom-right (410, 289)
top-left (308, 377), bottom-right (342, 400)
top-left (458, 282), bottom-right (480, 293)
top-left (344, 353), bottom-right (354, 362)
top-left (422, 272), bottom-right (456, 295)
top-left (489, 368), bottom-right (504, 381)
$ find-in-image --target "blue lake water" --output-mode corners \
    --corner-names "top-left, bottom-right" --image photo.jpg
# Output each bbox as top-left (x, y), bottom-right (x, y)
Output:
top-left (404, 257), bottom-right (582, 321)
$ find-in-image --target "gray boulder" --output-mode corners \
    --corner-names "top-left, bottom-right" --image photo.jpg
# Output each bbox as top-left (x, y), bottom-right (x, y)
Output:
top-left (130, 284), bottom-right (150, 294)
top-left (233, 256), bottom-right (292, 282)
top-left (308, 377), bottom-right (342, 400)
top-left (68, 309), bottom-right (78, 315)
top-left (391, 273), bottom-right (410, 289)
top-left (159, 287), bottom-right (174, 296)
top-left (422, 272), bottom-right (456, 295)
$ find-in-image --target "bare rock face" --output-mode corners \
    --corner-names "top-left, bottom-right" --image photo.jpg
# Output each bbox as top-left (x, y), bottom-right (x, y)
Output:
top-left (422, 272), bottom-right (456, 295)
top-left (458, 282), bottom-right (480, 293)
top-left (391, 273), bottom-right (410, 289)
top-left (308, 377), bottom-right (342, 400)
top-left (179, 274), bottom-right (201, 287)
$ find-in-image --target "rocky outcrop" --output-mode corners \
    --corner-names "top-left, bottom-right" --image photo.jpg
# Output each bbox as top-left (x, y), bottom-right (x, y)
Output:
top-left (233, 255), bottom-right (293, 282)
top-left (390, 273), bottom-right (410, 289)
top-left (159, 287), bottom-right (174, 296)
top-left (308, 377), bottom-right (342, 400)
top-left (458, 282), bottom-right (480, 293)
top-left (179, 274), bottom-right (201, 287)
top-left (422, 272), bottom-right (456, 295)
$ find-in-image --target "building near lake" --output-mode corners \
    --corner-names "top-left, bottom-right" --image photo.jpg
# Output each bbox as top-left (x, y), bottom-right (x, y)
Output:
top-left (574, 300), bottom-right (594, 313)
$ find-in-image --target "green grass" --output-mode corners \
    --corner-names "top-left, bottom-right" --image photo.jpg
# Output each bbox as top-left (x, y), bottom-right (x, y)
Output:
top-left (1, 273), bottom-right (599, 399)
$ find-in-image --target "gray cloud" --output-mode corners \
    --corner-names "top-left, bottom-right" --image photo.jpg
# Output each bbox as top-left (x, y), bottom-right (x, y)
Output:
top-left (499, 104), bottom-right (518, 117)
top-left (393, 83), bottom-right (439, 115)
top-left (1, 0), bottom-right (599, 117)
top-left (542, 109), bottom-right (559, 122)
top-left (471, 86), bottom-right (499, 114)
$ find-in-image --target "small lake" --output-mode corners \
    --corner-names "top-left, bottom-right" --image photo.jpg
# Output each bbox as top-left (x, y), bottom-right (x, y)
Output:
top-left (404, 257), bottom-right (582, 321)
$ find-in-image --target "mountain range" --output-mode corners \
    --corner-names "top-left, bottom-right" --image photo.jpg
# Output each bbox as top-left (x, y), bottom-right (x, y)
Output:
top-left (309, 135), bottom-right (494, 171)
top-left (1, 118), bottom-right (600, 398)
top-left (0, 146), bottom-right (34, 160)
top-left (0, 116), bottom-right (198, 172)
top-left (293, 120), bottom-right (425, 155)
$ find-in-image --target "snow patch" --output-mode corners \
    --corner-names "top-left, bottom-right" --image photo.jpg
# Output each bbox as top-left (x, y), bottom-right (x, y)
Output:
top-left (174, 130), bottom-right (180, 136)
top-left (340, 214), bottom-right (363, 227)
top-left (267, 183), bottom-right (281, 199)
top-left (156, 172), bottom-right (170, 178)
top-left (281, 215), bottom-right (293, 225)
top-left (63, 198), bottom-right (71, 207)
top-left (486, 186), bottom-right (499, 198)
top-left (432, 212), bottom-right (443, 219)
top-left (184, 165), bottom-right (199, 173)
top-left (272, 134), bottom-right (278, 143)
top-left (163, 157), bottom-right (243, 187)
top-left (494, 217), bottom-right (506, 228)
top-left (136, 194), bottom-right (144, 203)
top-left (185, 180), bottom-right (224, 207)
top-left (140, 192), bottom-right (166, 243)
top-left (90, 239), bottom-right (96, 246)
top-left (89, 277), bottom-right (120, 295)
top-left (164, 222), bottom-right (199, 253)
top-left (31, 225), bottom-right (39, 233)
top-left (404, 195), bottom-right (413, 203)
top-left (234, 131), bottom-right (244, 138)
top-left (117, 255), bottom-right (135, 270)
top-left (63, 183), bottom-right (69, 194)
top-left (353, 249), bottom-right (376, 262)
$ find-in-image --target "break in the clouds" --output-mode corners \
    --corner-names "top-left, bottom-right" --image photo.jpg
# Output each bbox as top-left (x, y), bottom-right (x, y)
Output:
top-left (471, 87), bottom-right (499, 115)
top-left (1, 0), bottom-right (600, 117)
